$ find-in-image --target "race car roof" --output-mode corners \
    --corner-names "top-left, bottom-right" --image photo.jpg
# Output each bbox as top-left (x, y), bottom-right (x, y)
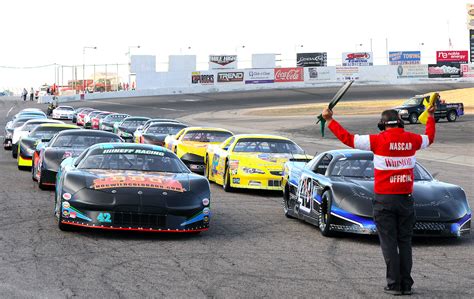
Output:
top-left (53, 128), bottom-right (119, 137)
top-left (90, 142), bottom-right (170, 153)
top-left (232, 134), bottom-right (292, 141)
top-left (183, 127), bottom-right (233, 133)
top-left (37, 123), bottom-right (79, 129)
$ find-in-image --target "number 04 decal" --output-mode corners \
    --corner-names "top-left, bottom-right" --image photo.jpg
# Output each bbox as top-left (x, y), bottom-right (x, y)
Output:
top-left (97, 212), bottom-right (112, 223)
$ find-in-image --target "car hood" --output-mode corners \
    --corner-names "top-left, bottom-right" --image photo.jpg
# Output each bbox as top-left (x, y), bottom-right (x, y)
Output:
top-left (330, 178), bottom-right (470, 221)
top-left (233, 152), bottom-right (307, 168)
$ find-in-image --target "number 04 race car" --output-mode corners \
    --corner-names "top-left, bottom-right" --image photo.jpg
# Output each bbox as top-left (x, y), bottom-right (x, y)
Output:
top-left (54, 143), bottom-right (211, 233)
top-left (282, 149), bottom-right (471, 237)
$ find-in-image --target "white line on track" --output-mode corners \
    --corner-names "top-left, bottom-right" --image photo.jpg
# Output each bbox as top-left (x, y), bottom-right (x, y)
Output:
top-left (160, 108), bottom-right (184, 111)
top-left (6, 106), bottom-right (14, 117)
top-left (182, 99), bottom-right (199, 102)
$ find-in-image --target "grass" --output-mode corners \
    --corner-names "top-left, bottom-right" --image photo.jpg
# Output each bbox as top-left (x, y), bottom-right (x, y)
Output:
top-left (245, 87), bottom-right (474, 116)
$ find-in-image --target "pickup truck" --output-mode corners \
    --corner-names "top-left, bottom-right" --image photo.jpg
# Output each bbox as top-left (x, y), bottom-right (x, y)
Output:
top-left (394, 95), bottom-right (464, 124)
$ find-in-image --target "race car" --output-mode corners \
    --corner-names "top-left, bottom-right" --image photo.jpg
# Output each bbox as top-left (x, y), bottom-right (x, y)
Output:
top-left (51, 106), bottom-right (76, 120)
top-left (282, 149), bottom-right (471, 237)
top-left (4, 114), bottom-right (47, 150)
top-left (133, 118), bottom-right (183, 143)
top-left (139, 122), bottom-right (188, 145)
top-left (205, 134), bottom-right (309, 191)
top-left (115, 116), bottom-right (150, 142)
top-left (33, 129), bottom-right (123, 189)
top-left (90, 111), bottom-right (113, 130)
top-left (17, 123), bottom-right (78, 170)
top-left (165, 127), bottom-right (233, 173)
top-left (11, 119), bottom-right (64, 158)
top-left (75, 108), bottom-right (95, 126)
top-left (100, 113), bottom-right (129, 131)
top-left (83, 110), bottom-right (103, 129)
top-left (54, 143), bottom-right (211, 233)
top-left (72, 107), bottom-right (92, 123)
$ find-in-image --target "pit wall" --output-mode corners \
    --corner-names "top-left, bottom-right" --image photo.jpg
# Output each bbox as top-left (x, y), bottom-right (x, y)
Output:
top-left (39, 64), bottom-right (474, 104)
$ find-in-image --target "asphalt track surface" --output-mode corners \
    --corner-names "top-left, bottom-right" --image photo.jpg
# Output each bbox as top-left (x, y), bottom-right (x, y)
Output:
top-left (0, 83), bottom-right (472, 298)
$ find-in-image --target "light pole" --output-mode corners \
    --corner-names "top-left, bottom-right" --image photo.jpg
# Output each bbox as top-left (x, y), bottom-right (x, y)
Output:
top-left (82, 46), bottom-right (97, 93)
top-left (125, 45), bottom-right (141, 86)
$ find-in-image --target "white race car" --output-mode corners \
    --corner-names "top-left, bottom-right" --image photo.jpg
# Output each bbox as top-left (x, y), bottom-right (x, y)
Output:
top-left (52, 106), bottom-right (76, 120)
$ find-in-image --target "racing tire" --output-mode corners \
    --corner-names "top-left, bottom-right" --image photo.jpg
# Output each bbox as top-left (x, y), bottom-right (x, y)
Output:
top-left (319, 190), bottom-right (334, 237)
top-left (282, 183), bottom-right (295, 219)
top-left (447, 110), bottom-right (457, 122)
top-left (223, 162), bottom-right (233, 192)
top-left (12, 147), bottom-right (17, 159)
top-left (38, 168), bottom-right (49, 190)
top-left (31, 162), bottom-right (37, 182)
top-left (408, 112), bottom-right (418, 124)
top-left (18, 165), bottom-right (31, 171)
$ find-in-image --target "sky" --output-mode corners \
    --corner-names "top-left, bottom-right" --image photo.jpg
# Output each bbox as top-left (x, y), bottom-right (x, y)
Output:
top-left (0, 0), bottom-right (471, 91)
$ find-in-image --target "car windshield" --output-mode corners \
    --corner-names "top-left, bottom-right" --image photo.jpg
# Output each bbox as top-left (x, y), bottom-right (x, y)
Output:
top-left (233, 138), bottom-right (305, 154)
top-left (402, 97), bottom-right (423, 106)
top-left (121, 119), bottom-right (148, 128)
top-left (330, 158), bottom-right (432, 180)
top-left (52, 135), bottom-right (121, 148)
top-left (14, 118), bottom-right (42, 128)
top-left (146, 124), bottom-right (186, 135)
top-left (88, 111), bottom-right (101, 117)
top-left (104, 114), bottom-right (128, 122)
top-left (79, 148), bottom-right (189, 173)
top-left (182, 130), bottom-right (232, 142)
top-left (29, 127), bottom-right (70, 140)
top-left (57, 107), bottom-right (74, 111)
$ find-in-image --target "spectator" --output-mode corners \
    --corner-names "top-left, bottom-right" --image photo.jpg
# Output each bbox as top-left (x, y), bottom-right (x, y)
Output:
top-left (30, 88), bottom-right (34, 101)
top-left (22, 88), bottom-right (27, 101)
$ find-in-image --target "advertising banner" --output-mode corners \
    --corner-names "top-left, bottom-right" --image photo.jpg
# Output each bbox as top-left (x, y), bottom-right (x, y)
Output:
top-left (304, 67), bottom-right (333, 82)
top-left (436, 51), bottom-right (469, 63)
top-left (209, 55), bottom-right (237, 69)
top-left (428, 63), bottom-right (461, 78)
top-left (342, 52), bottom-right (373, 66)
top-left (245, 69), bottom-right (274, 84)
top-left (396, 65), bottom-right (428, 78)
top-left (191, 72), bottom-right (215, 84)
top-left (461, 64), bottom-right (474, 77)
top-left (470, 30), bottom-right (474, 62)
top-left (389, 51), bottom-right (421, 65)
top-left (296, 52), bottom-right (327, 67)
top-left (217, 71), bottom-right (244, 83)
top-left (274, 67), bottom-right (304, 82)
top-left (336, 66), bottom-right (359, 80)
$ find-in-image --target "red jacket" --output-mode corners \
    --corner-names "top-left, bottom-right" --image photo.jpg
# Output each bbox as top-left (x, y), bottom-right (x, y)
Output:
top-left (328, 117), bottom-right (435, 194)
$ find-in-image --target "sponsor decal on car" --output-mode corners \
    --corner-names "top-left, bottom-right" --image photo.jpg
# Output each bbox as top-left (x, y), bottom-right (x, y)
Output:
top-left (92, 174), bottom-right (185, 192)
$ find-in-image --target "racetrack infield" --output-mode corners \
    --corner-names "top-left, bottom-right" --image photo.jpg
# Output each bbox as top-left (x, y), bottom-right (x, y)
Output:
top-left (0, 83), bottom-right (472, 298)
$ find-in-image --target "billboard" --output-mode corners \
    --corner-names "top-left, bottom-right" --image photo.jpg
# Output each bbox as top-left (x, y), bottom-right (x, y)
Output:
top-left (461, 64), bottom-right (474, 77)
top-left (396, 65), bottom-right (428, 78)
top-left (336, 66), bottom-right (359, 81)
top-left (245, 69), bottom-right (274, 84)
top-left (468, 4), bottom-right (474, 30)
top-left (389, 51), bottom-right (421, 65)
top-left (217, 71), bottom-right (244, 83)
top-left (470, 30), bottom-right (474, 63)
top-left (342, 52), bottom-right (373, 66)
top-left (191, 72), bottom-right (215, 84)
top-left (436, 51), bottom-right (469, 63)
top-left (428, 63), bottom-right (461, 78)
top-left (304, 67), bottom-right (333, 82)
top-left (274, 67), bottom-right (304, 82)
top-left (209, 55), bottom-right (237, 69)
top-left (296, 52), bottom-right (327, 67)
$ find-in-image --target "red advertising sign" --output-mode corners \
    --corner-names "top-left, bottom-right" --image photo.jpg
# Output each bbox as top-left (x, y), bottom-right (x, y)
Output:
top-left (436, 51), bottom-right (469, 63)
top-left (274, 67), bottom-right (304, 82)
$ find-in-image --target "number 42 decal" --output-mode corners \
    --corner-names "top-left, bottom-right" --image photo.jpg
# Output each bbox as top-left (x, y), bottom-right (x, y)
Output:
top-left (97, 212), bottom-right (112, 223)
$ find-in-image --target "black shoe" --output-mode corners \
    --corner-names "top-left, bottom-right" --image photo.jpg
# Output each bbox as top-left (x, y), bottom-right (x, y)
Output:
top-left (402, 287), bottom-right (412, 295)
top-left (384, 286), bottom-right (402, 296)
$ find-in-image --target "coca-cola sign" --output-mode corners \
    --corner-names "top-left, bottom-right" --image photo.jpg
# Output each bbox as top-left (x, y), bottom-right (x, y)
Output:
top-left (436, 51), bottom-right (469, 63)
top-left (274, 67), bottom-right (304, 82)
top-left (296, 52), bottom-right (327, 67)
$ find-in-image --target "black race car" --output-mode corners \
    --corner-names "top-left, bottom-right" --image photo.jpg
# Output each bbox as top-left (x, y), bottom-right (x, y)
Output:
top-left (139, 122), bottom-right (188, 146)
top-left (100, 113), bottom-right (129, 131)
top-left (34, 129), bottom-right (123, 189)
top-left (115, 116), bottom-right (150, 142)
top-left (282, 149), bottom-right (471, 237)
top-left (54, 143), bottom-right (211, 233)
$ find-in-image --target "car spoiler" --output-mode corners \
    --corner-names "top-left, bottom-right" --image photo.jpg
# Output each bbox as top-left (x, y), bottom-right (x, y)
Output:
top-left (289, 157), bottom-right (312, 163)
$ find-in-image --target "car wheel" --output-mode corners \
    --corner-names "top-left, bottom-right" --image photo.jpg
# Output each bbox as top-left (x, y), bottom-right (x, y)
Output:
top-left (447, 110), bottom-right (457, 122)
top-left (282, 183), bottom-right (295, 219)
top-left (32, 160), bottom-right (38, 181)
top-left (223, 162), bottom-right (233, 192)
top-left (409, 112), bottom-right (418, 124)
top-left (319, 190), bottom-right (334, 237)
top-left (38, 168), bottom-right (48, 190)
top-left (12, 147), bottom-right (17, 159)
top-left (435, 118), bottom-right (440, 123)
top-left (18, 165), bottom-right (30, 171)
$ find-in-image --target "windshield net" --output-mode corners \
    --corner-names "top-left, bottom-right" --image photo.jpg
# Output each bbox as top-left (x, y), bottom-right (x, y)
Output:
top-left (52, 135), bottom-right (121, 148)
top-left (233, 138), bottom-right (304, 154)
top-left (79, 148), bottom-right (188, 173)
top-left (121, 120), bottom-right (148, 128)
top-left (330, 158), bottom-right (431, 180)
top-left (182, 130), bottom-right (232, 142)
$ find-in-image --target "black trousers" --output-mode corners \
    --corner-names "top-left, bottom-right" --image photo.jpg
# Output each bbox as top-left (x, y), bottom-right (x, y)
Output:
top-left (373, 193), bottom-right (415, 290)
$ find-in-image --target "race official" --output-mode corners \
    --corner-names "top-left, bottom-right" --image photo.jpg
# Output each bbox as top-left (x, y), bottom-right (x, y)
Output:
top-left (321, 106), bottom-right (436, 296)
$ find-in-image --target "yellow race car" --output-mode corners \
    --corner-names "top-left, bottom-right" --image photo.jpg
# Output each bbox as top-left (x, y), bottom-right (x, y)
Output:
top-left (17, 123), bottom-right (79, 170)
top-left (204, 134), bottom-right (311, 191)
top-left (164, 127), bottom-right (233, 173)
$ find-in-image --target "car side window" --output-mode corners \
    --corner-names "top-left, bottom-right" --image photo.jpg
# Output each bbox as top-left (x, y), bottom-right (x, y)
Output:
top-left (175, 129), bottom-right (186, 140)
top-left (221, 137), bottom-right (235, 151)
top-left (312, 154), bottom-right (332, 175)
